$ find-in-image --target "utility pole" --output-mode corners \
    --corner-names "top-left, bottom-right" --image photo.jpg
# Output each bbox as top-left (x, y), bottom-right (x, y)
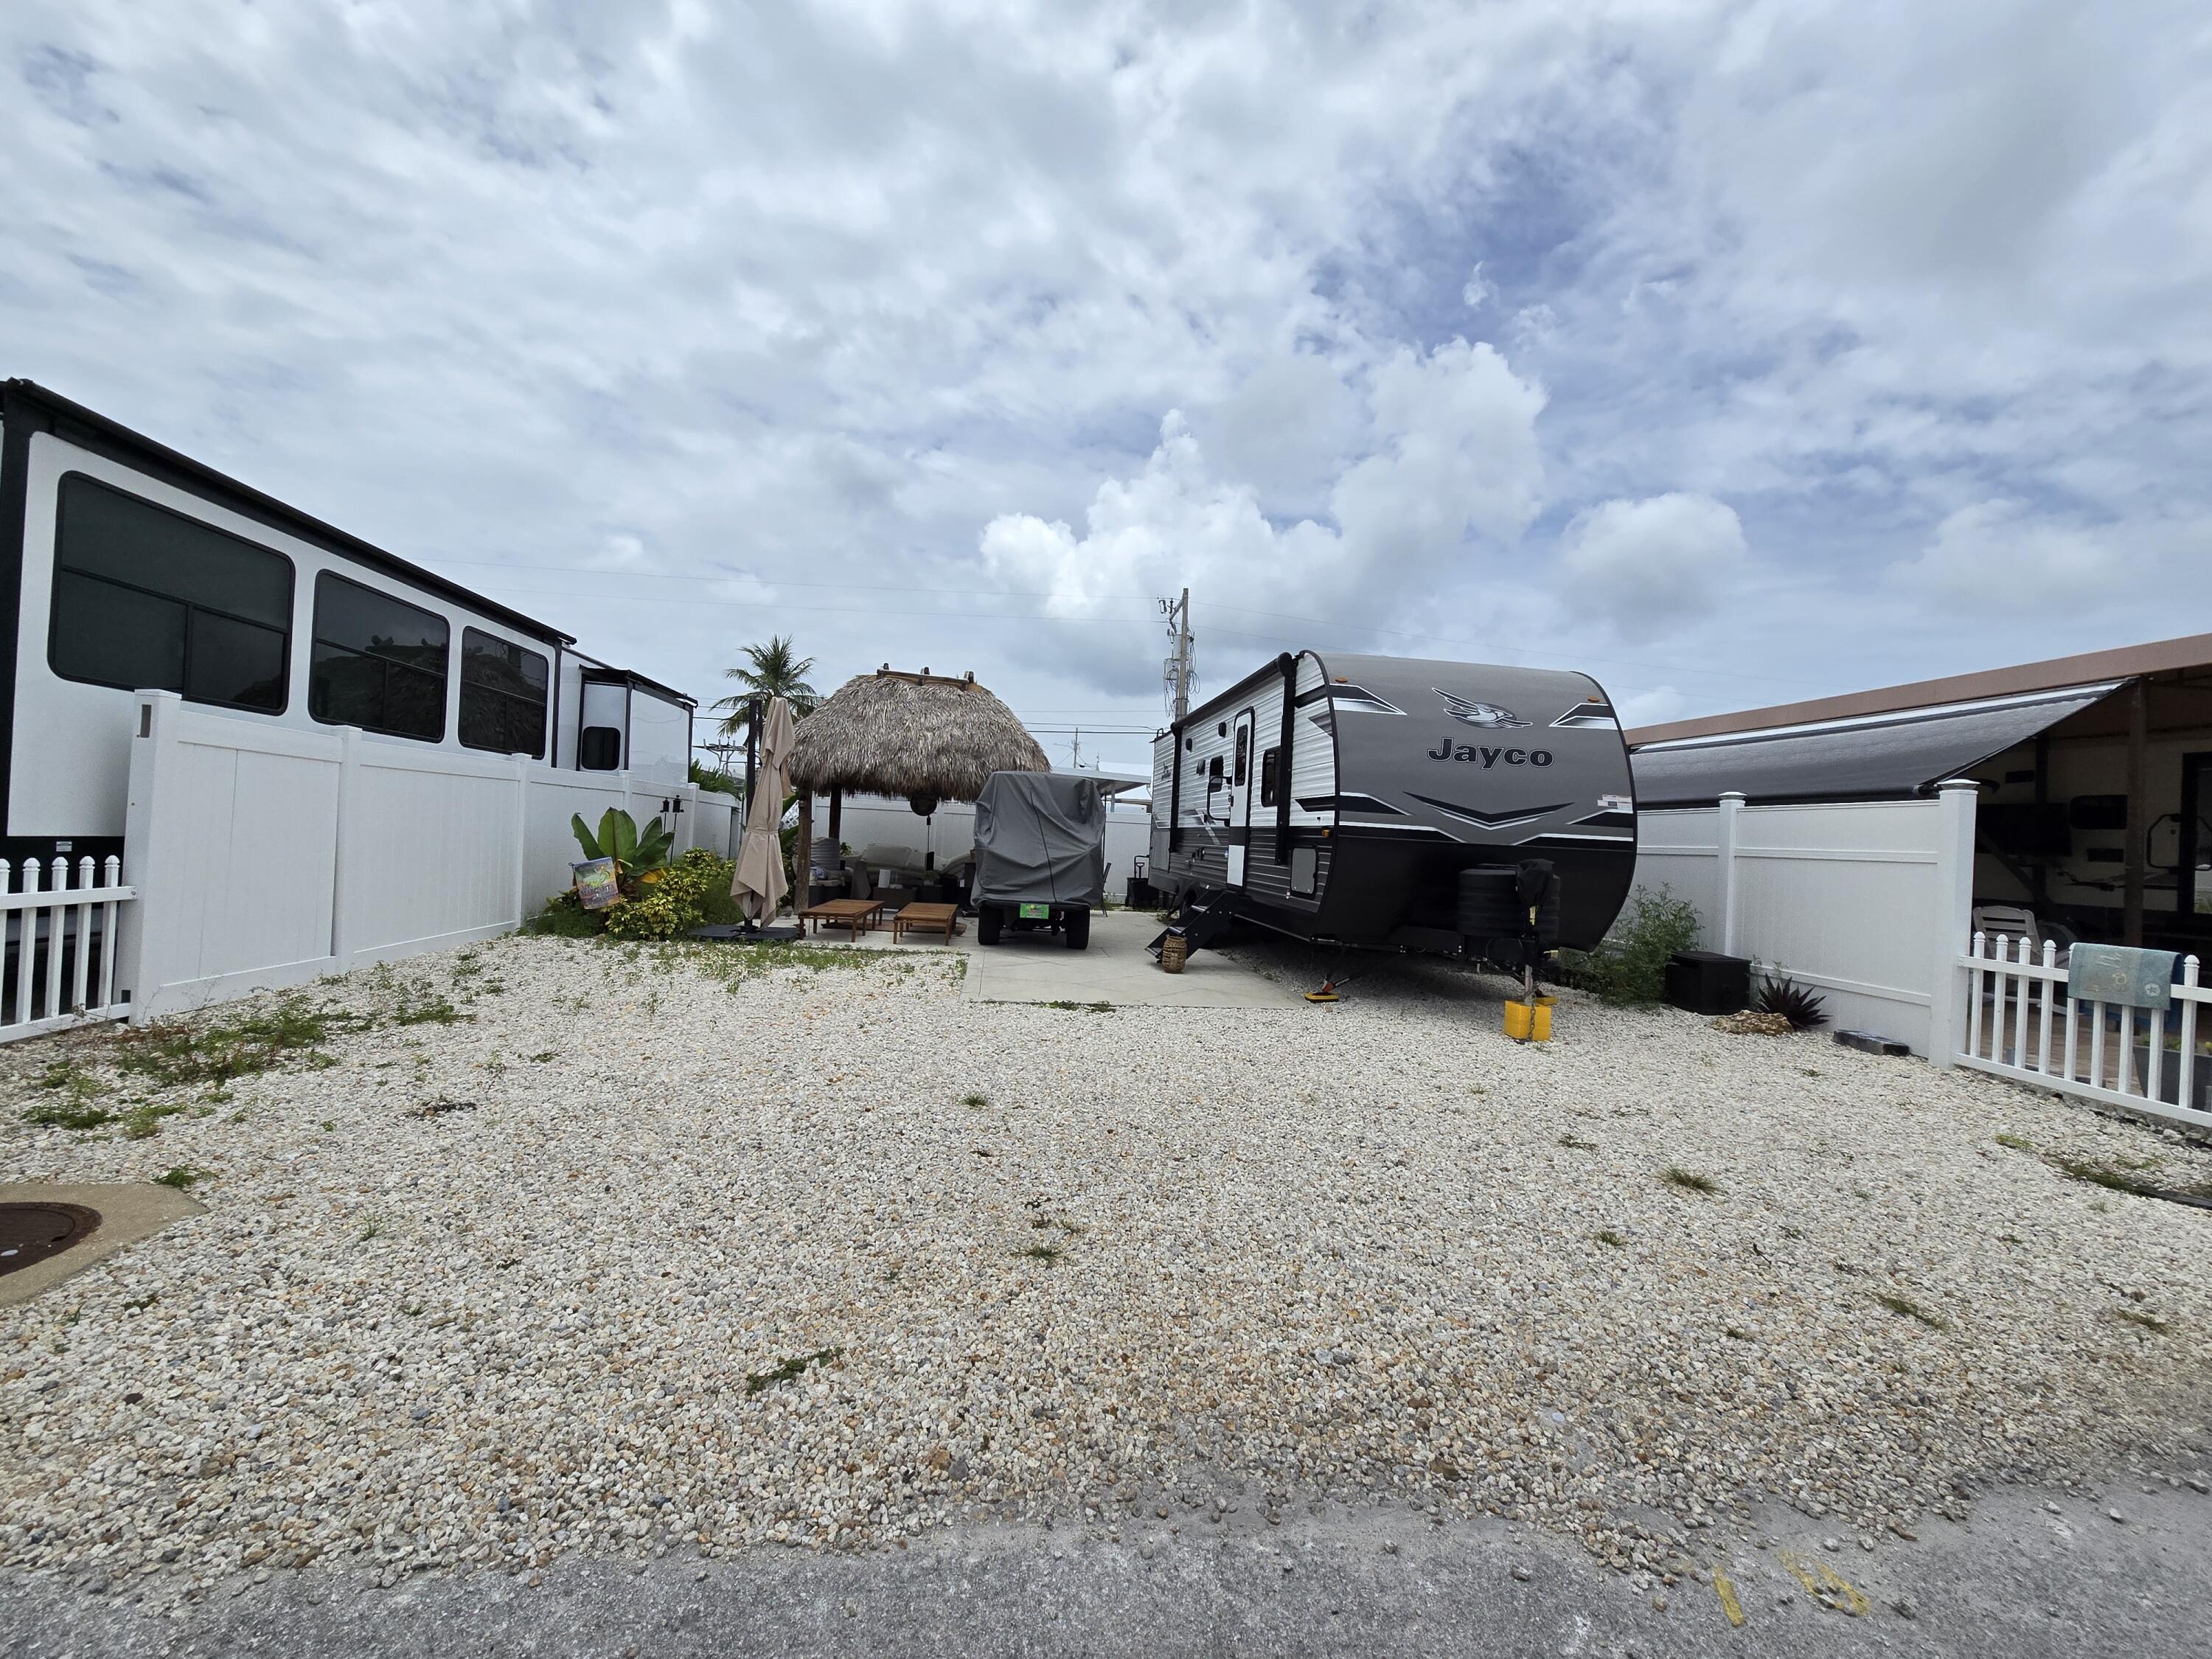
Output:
top-left (1069, 728), bottom-right (1082, 771)
top-left (1160, 587), bottom-right (1194, 722)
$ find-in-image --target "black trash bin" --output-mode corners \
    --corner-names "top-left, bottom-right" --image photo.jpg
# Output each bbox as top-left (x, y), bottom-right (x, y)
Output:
top-left (1664, 950), bottom-right (1752, 1015)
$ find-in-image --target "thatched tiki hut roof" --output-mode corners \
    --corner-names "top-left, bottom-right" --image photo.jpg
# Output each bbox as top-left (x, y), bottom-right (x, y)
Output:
top-left (789, 667), bottom-right (1049, 816)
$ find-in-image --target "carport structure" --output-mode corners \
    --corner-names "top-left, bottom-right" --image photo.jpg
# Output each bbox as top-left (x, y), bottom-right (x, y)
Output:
top-left (1631, 631), bottom-right (2212, 956)
top-left (1619, 635), bottom-right (2212, 1128)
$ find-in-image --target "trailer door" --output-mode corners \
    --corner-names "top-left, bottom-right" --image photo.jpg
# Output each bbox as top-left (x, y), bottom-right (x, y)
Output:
top-left (1228, 709), bottom-right (1254, 886)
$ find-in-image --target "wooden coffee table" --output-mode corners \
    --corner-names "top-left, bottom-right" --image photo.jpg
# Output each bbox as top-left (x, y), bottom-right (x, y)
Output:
top-left (799, 898), bottom-right (886, 940)
top-left (893, 902), bottom-right (959, 943)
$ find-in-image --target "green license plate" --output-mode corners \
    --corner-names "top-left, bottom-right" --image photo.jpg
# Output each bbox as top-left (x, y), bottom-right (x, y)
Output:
top-left (1018, 903), bottom-right (1050, 919)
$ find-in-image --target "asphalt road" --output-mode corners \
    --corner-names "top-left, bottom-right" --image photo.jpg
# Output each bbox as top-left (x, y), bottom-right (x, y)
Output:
top-left (4, 1467), bottom-right (2207, 1658)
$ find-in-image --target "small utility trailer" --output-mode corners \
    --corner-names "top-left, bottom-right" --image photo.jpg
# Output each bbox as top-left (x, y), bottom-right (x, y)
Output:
top-left (971, 771), bottom-right (1105, 950)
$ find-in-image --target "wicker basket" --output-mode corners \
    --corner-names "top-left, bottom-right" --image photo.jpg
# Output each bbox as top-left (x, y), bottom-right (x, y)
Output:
top-left (1160, 933), bottom-right (1188, 973)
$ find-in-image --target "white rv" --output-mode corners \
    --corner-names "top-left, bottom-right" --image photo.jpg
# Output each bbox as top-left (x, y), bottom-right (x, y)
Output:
top-left (0, 378), bottom-right (696, 870)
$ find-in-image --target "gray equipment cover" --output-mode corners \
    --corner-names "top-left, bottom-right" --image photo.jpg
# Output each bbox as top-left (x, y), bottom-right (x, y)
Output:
top-left (973, 772), bottom-right (1105, 908)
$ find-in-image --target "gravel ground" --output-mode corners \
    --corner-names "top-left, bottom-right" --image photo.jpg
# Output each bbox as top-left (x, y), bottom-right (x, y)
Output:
top-left (3, 929), bottom-right (2211, 1618)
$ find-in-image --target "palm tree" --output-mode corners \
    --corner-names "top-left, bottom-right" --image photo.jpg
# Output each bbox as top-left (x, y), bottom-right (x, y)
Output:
top-left (712, 635), bottom-right (821, 739)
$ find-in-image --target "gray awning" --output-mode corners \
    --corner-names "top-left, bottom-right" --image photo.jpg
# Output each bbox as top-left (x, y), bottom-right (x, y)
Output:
top-left (1630, 681), bottom-right (2124, 808)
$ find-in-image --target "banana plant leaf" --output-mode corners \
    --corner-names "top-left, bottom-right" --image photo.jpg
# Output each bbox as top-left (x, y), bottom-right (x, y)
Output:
top-left (569, 807), bottom-right (675, 877)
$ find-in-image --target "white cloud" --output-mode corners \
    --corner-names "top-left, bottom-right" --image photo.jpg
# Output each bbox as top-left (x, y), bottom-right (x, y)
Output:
top-left (1615, 685), bottom-right (1688, 729)
top-left (1559, 494), bottom-right (1747, 637)
top-left (1, 0), bottom-right (2206, 750)
top-left (978, 338), bottom-right (1546, 689)
top-left (1889, 501), bottom-right (2122, 608)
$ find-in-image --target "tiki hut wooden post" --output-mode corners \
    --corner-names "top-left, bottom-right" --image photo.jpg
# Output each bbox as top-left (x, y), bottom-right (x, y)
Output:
top-left (794, 790), bottom-right (813, 908)
top-left (788, 669), bottom-right (1050, 885)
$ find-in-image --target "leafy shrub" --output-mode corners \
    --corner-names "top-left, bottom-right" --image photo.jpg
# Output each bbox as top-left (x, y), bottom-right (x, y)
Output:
top-left (605, 849), bottom-right (740, 939)
top-left (527, 848), bottom-right (741, 941)
top-left (522, 888), bottom-right (602, 938)
top-left (1557, 886), bottom-right (1702, 1005)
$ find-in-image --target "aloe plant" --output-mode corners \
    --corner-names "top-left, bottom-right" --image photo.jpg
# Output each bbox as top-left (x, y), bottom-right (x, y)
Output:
top-left (571, 808), bottom-right (674, 880)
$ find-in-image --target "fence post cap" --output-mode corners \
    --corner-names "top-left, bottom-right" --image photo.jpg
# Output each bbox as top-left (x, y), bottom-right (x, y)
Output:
top-left (1718, 790), bottom-right (1747, 802)
top-left (1935, 777), bottom-right (1981, 794)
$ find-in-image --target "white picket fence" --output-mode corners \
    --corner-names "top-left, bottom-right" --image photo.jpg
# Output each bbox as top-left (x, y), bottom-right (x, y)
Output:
top-left (1955, 932), bottom-right (2212, 1131)
top-left (0, 856), bottom-right (135, 1043)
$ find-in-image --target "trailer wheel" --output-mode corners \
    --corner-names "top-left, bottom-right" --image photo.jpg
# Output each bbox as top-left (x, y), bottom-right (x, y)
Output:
top-left (977, 905), bottom-right (1003, 946)
top-left (1062, 909), bottom-right (1090, 950)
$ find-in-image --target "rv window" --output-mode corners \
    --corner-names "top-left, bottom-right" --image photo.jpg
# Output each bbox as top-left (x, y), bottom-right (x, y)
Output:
top-left (579, 726), bottom-right (622, 771)
top-left (1259, 745), bottom-right (1280, 807)
top-left (1234, 728), bottom-right (1249, 785)
top-left (458, 628), bottom-right (549, 757)
top-left (308, 573), bottom-right (448, 741)
top-left (49, 473), bottom-right (292, 712)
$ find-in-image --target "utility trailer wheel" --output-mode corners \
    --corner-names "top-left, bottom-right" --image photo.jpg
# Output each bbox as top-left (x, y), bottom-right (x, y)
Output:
top-left (977, 905), bottom-right (1004, 946)
top-left (1062, 908), bottom-right (1091, 950)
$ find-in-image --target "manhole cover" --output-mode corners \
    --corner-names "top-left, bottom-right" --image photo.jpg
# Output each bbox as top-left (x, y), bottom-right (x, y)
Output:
top-left (0, 1203), bottom-right (100, 1276)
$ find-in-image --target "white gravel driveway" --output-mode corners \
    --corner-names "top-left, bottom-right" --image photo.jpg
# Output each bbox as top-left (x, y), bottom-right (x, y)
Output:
top-left (4, 931), bottom-right (2209, 1613)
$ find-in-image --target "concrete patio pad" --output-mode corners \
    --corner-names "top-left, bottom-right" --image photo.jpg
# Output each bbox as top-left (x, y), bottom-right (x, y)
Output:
top-left (0, 1181), bottom-right (205, 1307)
top-left (804, 905), bottom-right (1303, 1008)
top-left (956, 908), bottom-right (1303, 1008)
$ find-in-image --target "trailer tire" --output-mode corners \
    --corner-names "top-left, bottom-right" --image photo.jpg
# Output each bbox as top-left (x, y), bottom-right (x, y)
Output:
top-left (977, 905), bottom-right (1003, 946)
top-left (1062, 909), bottom-right (1090, 950)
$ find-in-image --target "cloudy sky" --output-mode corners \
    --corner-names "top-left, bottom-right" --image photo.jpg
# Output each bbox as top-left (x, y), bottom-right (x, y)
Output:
top-left (6, 1), bottom-right (2208, 773)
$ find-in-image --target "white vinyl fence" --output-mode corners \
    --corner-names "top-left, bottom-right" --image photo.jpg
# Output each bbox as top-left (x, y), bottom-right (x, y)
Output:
top-left (116, 691), bottom-right (736, 1020)
top-left (1630, 783), bottom-right (1978, 1057)
top-left (1956, 935), bottom-right (2212, 1132)
top-left (0, 856), bottom-right (134, 1043)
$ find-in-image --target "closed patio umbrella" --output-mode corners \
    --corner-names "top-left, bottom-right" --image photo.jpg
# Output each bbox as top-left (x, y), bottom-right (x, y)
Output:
top-left (731, 695), bottom-right (794, 923)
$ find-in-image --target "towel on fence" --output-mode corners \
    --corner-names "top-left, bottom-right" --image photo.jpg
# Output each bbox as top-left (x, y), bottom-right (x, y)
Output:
top-left (2066, 942), bottom-right (2178, 1010)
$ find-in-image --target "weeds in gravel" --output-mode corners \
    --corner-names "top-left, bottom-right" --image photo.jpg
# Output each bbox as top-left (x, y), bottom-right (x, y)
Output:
top-left (111, 997), bottom-right (367, 1088)
top-left (1661, 1166), bottom-right (1719, 1194)
top-left (121, 1102), bottom-right (188, 1140)
top-left (962, 1093), bottom-right (988, 1109)
top-left (390, 990), bottom-right (465, 1026)
top-left (1594, 1228), bottom-right (1627, 1248)
top-left (1045, 1000), bottom-right (1115, 1012)
top-left (22, 1099), bottom-right (113, 1131)
top-left (155, 1166), bottom-right (211, 1190)
top-left (22, 1060), bottom-right (114, 1129)
top-left (744, 1346), bottom-right (843, 1397)
top-left (2114, 1308), bottom-right (2170, 1332)
top-left (1872, 1292), bottom-right (1949, 1331)
top-left (1558, 1133), bottom-right (1599, 1151)
top-left (1015, 1242), bottom-right (1064, 1265)
top-left (357, 1217), bottom-right (386, 1243)
top-left (2051, 1157), bottom-right (2163, 1197)
top-left (1995, 1133), bottom-right (2035, 1152)
top-left (529, 1051), bottom-right (557, 1063)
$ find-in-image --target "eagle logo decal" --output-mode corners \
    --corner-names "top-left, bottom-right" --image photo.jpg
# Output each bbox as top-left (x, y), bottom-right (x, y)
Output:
top-left (1434, 688), bottom-right (1531, 728)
